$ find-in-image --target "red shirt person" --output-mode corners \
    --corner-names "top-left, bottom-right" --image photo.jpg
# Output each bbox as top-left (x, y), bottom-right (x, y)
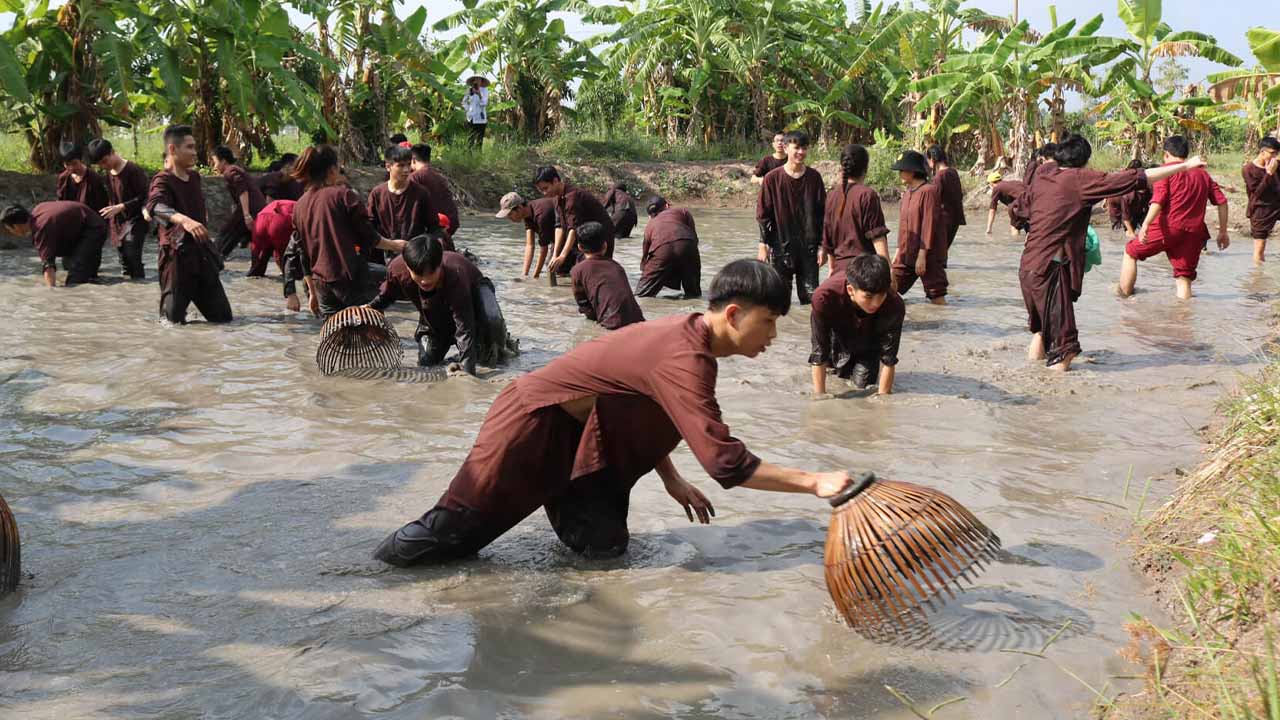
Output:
top-left (249, 199), bottom-right (295, 277)
top-left (636, 195), bottom-right (701, 298)
top-left (1243, 136), bottom-right (1280, 264)
top-left (1, 201), bottom-right (107, 287)
top-left (1011, 133), bottom-right (1204, 370)
top-left (809, 254), bottom-right (904, 397)
top-left (145, 125), bottom-right (233, 324)
top-left (821, 144), bottom-right (890, 273)
top-left (371, 259), bottom-right (854, 568)
top-left (570, 221), bottom-right (645, 330)
top-left (756, 130), bottom-right (825, 305)
top-left (368, 235), bottom-right (514, 375)
top-left (889, 151), bottom-right (947, 304)
top-left (1119, 136), bottom-right (1228, 300)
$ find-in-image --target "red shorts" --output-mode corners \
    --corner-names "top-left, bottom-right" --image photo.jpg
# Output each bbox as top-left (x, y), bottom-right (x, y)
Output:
top-left (1125, 232), bottom-right (1204, 280)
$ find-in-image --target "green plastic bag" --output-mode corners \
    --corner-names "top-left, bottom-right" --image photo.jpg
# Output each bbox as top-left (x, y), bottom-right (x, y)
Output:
top-left (1084, 225), bottom-right (1102, 273)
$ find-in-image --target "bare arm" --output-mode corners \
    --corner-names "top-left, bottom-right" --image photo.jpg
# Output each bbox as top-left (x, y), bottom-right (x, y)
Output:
top-left (42, 267), bottom-right (56, 287)
top-left (522, 229), bottom-right (535, 276)
top-left (238, 191), bottom-right (253, 225)
top-left (1217, 202), bottom-right (1231, 250)
top-left (873, 237), bottom-right (889, 263)
top-left (877, 365), bottom-right (896, 395)
top-left (1145, 157), bottom-right (1205, 184)
top-left (740, 461), bottom-right (849, 498)
top-left (1137, 202), bottom-right (1162, 243)
top-left (656, 455), bottom-right (714, 524)
top-left (811, 364), bottom-right (828, 396)
top-left (986, 208), bottom-right (996, 234)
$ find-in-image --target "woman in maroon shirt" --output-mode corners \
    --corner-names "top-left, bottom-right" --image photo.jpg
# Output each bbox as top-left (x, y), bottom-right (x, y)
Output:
top-left (927, 145), bottom-right (966, 256)
top-left (821, 144), bottom-right (890, 273)
top-left (290, 145), bottom-right (405, 318)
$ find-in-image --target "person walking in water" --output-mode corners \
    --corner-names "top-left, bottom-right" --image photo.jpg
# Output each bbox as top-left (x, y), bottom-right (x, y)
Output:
top-left (889, 150), bottom-right (947, 304)
top-left (1243, 136), bottom-right (1280, 264)
top-left (496, 192), bottom-right (557, 279)
top-left (927, 145), bottom-right (966, 255)
top-left (821, 144), bottom-right (890, 273)
top-left (756, 130), bottom-right (825, 305)
top-left (87, 138), bottom-right (150, 279)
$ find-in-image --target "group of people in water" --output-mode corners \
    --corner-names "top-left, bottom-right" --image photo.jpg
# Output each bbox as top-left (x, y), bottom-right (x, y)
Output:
top-left (2, 122), bottom-right (1279, 567)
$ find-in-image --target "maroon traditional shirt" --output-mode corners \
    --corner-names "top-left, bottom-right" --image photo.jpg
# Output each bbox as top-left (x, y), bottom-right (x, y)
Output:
top-left (372, 251), bottom-right (485, 365)
top-left (524, 197), bottom-right (558, 247)
top-left (368, 181), bottom-right (440, 242)
top-left (56, 168), bottom-right (109, 212)
top-left (898, 182), bottom-right (945, 252)
top-left (753, 155), bottom-right (786, 178)
top-left (145, 169), bottom-right (208, 248)
top-left (221, 164), bottom-right (267, 218)
top-left (556, 184), bottom-right (616, 257)
top-left (808, 272), bottom-right (905, 368)
top-left (293, 185), bottom-right (381, 284)
top-left (571, 256), bottom-right (645, 330)
top-left (409, 166), bottom-right (460, 234)
top-left (642, 207), bottom-right (698, 264)
top-left (1244, 162), bottom-right (1280, 226)
top-left (104, 160), bottom-right (150, 242)
top-left (757, 166), bottom-right (826, 255)
top-left (932, 167), bottom-right (966, 228)
top-left (29, 201), bottom-right (104, 265)
top-left (822, 182), bottom-right (889, 264)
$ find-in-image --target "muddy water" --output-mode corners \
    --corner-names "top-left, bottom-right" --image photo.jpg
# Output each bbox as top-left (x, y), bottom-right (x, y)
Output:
top-left (0, 208), bottom-right (1274, 719)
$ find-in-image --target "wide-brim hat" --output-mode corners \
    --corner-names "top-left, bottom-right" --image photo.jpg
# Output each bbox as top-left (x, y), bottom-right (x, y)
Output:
top-left (890, 150), bottom-right (929, 177)
top-left (465, 75), bottom-right (491, 88)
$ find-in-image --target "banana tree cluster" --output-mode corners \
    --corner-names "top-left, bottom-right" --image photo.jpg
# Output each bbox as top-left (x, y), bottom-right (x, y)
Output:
top-left (1207, 28), bottom-right (1280, 146)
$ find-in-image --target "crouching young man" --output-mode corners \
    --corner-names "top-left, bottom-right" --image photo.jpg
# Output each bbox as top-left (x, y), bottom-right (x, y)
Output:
top-left (373, 259), bottom-right (853, 566)
top-left (810, 254), bottom-right (904, 397)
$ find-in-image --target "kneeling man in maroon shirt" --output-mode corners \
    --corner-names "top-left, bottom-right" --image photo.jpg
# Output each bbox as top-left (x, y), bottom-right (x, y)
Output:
top-left (571, 221), bottom-right (645, 330)
top-left (373, 260), bottom-right (852, 566)
top-left (810, 254), bottom-right (904, 397)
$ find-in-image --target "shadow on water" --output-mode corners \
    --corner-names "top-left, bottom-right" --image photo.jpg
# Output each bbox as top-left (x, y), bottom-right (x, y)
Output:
top-left (997, 542), bottom-right (1104, 572)
top-left (896, 372), bottom-right (1040, 405)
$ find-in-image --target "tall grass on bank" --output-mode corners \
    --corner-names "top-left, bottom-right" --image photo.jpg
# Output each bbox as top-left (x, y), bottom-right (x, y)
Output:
top-left (1120, 364), bottom-right (1280, 719)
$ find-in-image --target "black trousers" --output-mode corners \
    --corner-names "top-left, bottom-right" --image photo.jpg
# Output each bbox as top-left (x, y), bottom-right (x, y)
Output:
top-left (635, 239), bottom-right (701, 298)
top-left (416, 279), bottom-right (510, 367)
top-left (59, 224), bottom-right (107, 286)
top-left (217, 214), bottom-right (252, 258)
top-left (158, 241), bottom-right (232, 323)
top-left (114, 220), bottom-right (147, 279)
top-left (467, 122), bottom-right (486, 147)
top-left (769, 244), bottom-right (819, 305)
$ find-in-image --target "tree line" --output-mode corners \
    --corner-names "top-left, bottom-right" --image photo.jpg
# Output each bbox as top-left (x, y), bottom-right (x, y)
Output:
top-left (0, 0), bottom-right (1277, 176)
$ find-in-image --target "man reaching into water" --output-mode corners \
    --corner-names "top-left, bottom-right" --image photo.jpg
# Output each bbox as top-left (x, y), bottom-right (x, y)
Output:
top-left (373, 260), bottom-right (852, 566)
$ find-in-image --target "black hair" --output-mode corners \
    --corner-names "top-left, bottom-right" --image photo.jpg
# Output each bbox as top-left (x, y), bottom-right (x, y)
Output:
top-left (844, 254), bottom-right (891, 295)
top-left (925, 144), bottom-right (949, 165)
top-left (291, 144), bottom-right (339, 188)
top-left (575, 221), bottom-right (607, 254)
top-left (1127, 157), bottom-right (1146, 170)
top-left (646, 195), bottom-right (668, 217)
top-left (163, 124), bottom-right (193, 149)
top-left (58, 140), bottom-right (83, 164)
top-left (707, 259), bottom-right (790, 316)
top-left (409, 143), bottom-right (432, 163)
top-left (1, 204), bottom-right (30, 227)
top-left (782, 130), bottom-right (809, 149)
top-left (1038, 142), bottom-right (1058, 159)
top-left (86, 138), bottom-right (113, 163)
top-left (402, 233), bottom-right (445, 275)
top-left (1053, 134), bottom-right (1092, 169)
top-left (1163, 135), bottom-right (1190, 159)
top-left (838, 144), bottom-right (870, 215)
top-left (613, 181), bottom-right (627, 192)
top-left (1260, 136), bottom-right (1280, 152)
top-left (389, 133), bottom-right (408, 145)
top-left (533, 165), bottom-right (561, 184)
top-left (212, 145), bottom-right (236, 165)
top-left (385, 145), bottom-right (413, 164)
top-left (266, 153), bottom-right (298, 173)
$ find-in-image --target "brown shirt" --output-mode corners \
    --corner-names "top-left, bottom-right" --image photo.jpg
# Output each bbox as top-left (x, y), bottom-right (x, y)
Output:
top-left (753, 155), bottom-right (786, 178)
top-left (293, 185), bottom-right (381, 284)
top-left (104, 160), bottom-right (150, 241)
top-left (757, 166), bottom-right (826, 255)
top-left (603, 187), bottom-right (636, 220)
top-left (989, 180), bottom-right (1025, 210)
top-left (809, 272), bottom-right (905, 368)
top-left (524, 197), bottom-right (558, 247)
top-left (898, 182), bottom-right (945, 252)
top-left (409, 166), bottom-right (460, 234)
top-left (368, 181), bottom-right (440, 242)
top-left (372, 251), bottom-right (484, 364)
top-left (1243, 162), bottom-right (1280, 224)
top-left (513, 313), bottom-right (762, 488)
top-left (1014, 166), bottom-right (1147, 298)
top-left (571, 256), bottom-right (645, 330)
top-left (29, 201), bottom-right (105, 265)
top-left (146, 169), bottom-right (208, 248)
top-left (932, 167), bottom-right (966, 228)
top-left (642, 207), bottom-right (698, 264)
top-left (821, 182), bottom-right (889, 264)
top-left (1023, 157), bottom-right (1044, 186)
top-left (556, 184), bottom-right (616, 257)
top-left (256, 170), bottom-right (304, 202)
top-left (56, 168), bottom-right (108, 212)
top-left (221, 164), bottom-right (267, 220)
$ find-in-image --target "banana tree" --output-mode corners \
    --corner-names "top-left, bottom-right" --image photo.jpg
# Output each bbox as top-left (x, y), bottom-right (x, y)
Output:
top-left (782, 78), bottom-right (868, 149)
top-left (1208, 28), bottom-right (1280, 142)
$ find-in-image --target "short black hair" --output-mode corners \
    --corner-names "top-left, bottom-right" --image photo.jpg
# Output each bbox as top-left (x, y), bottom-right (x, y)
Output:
top-left (844, 254), bottom-right (891, 295)
top-left (708, 259), bottom-right (790, 316)
top-left (1038, 142), bottom-right (1058, 159)
top-left (59, 140), bottom-right (83, 164)
top-left (783, 130), bottom-right (809, 149)
top-left (385, 145), bottom-right (412, 164)
top-left (410, 143), bottom-right (432, 163)
top-left (389, 133), bottom-right (408, 145)
top-left (402, 233), bottom-right (445, 275)
top-left (1053, 134), bottom-right (1092, 168)
top-left (212, 145), bottom-right (236, 165)
top-left (86, 138), bottom-right (113, 163)
top-left (925, 144), bottom-right (949, 164)
top-left (1260, 136), bottom-right (1280, 152)
top-left (533, 165), bottom-right (561, 184)
top-left (1, 204), bottom-right (30, 227)
top-left (1163, 135), bottom-right (1190, 159)
top-left (646, 195), bottom-right (668, 217)
top-left (163, 124), bottom-right (193, 149)
top-left (575, 221), bottom-right (608, 253)
top-left (266, 153), bottom-right (298, 173)
top-left (1127, 157), bottom-right (1146, 170)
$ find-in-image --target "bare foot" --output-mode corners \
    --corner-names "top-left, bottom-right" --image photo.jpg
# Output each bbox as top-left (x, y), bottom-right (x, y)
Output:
top-left (1027, 333), bottom-right (1046, 361)
top-left (1050, 353), bottom-right (1077, 372)
top-left (929, 296), bottom-right (948, 306)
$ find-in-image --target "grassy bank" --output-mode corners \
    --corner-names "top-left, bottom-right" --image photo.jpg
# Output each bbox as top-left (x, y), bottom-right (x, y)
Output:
top-left (1108, 363), bottom-right (1280, 718)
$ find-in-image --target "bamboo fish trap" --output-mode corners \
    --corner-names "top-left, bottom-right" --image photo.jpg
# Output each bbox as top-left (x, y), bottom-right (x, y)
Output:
top-left (315, 306), bottom-right (403, 376)
top-left (824, 472), bottom-right (1000, 641)
top-left (0, 493), bottom-right (19, 596)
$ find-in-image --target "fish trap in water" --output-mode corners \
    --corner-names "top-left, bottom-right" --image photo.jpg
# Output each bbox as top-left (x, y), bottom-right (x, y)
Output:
top-left (824, 472), bottom-right (1000, 642)
top-left (0, 493), bottom-right (19, 596)
top-left (315, 306), bottom-right (403, 376)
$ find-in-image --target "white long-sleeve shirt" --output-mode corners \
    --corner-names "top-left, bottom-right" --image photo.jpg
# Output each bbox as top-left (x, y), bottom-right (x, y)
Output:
top-left (464, 87), bottom-right (489, 124)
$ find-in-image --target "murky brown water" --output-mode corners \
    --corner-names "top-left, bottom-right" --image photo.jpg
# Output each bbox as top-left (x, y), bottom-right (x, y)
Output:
top-left (0, 208), bottom-right (1274, 718)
